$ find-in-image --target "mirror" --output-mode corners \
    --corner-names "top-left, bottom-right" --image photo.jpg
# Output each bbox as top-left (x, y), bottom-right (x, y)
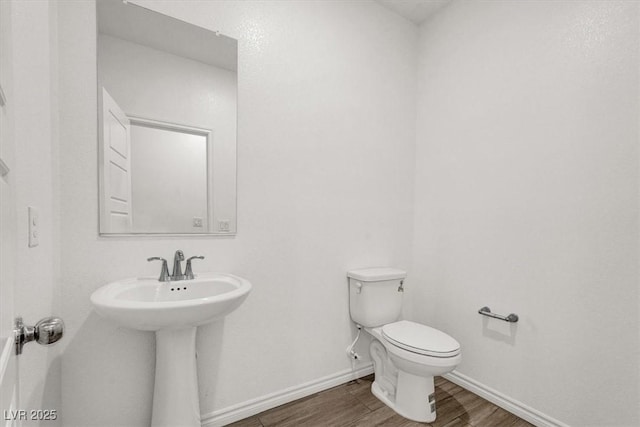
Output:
top-left (97, 0), bottom-right (237, 235)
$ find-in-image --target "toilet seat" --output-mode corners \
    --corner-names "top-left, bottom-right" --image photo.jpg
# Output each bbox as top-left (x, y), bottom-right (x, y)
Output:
top-left (382, 320), bottom-right (460, 358)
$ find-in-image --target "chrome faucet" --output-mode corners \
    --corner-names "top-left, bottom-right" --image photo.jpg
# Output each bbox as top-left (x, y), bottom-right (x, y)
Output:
top-left (172, 250), bottom-right (185, 280)
top-left (147, 250), bottom-right (204, 282)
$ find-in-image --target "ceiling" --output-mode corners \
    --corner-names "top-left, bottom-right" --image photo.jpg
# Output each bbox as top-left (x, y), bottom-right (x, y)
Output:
top-left (375, 0), bottom-right (452, 25)
top-left (97, 0), bottom-right (237, 71)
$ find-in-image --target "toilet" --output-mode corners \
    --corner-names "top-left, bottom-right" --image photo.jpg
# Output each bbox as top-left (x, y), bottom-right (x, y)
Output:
top-left (347, 267), bottom-right (461, 423)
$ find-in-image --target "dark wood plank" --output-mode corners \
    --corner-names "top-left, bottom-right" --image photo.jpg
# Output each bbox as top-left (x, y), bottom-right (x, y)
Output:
top-left (435, 377), bottom-right (466, 396)
top-left (434, 376), bottom-right (448, 386)
top-left (345, 405), bottom-right (425, 427)
top-left (430, 388), bottom-right (486, 427)
top-left (257, 383), bottom-right (371, 427)
top-left (345, 377), bottom-right (386, 411)
top-left (225, 416), bottom-right (264, 427)
top-left (441, 417), bottom-right (472, 427)
top-left (456, 398), bottom-right (498, 426)
top-left (229, 376), bottom-right (534, 427)
top-left (477, 407), bottom-right (532, 427)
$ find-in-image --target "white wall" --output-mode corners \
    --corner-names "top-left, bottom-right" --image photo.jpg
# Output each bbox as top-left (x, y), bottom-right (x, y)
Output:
top-left (57, 1), bottom-right (417, 426)
top-left (9, 0), bottom-right (61, 424)
top-left (0, 0), bottom-right (16, 353)
top-left (412, 1), bottom-right (639, 426)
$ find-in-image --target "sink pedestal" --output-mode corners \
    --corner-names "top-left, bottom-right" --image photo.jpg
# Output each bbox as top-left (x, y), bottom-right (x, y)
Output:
top-left (151, 327), bottom-right (200, 427)
top-left (91, 272), bottom-right (252, 426)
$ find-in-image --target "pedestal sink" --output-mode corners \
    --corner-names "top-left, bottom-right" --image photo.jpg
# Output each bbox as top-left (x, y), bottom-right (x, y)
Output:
top-left (90, 272), bottom-right (252, 427)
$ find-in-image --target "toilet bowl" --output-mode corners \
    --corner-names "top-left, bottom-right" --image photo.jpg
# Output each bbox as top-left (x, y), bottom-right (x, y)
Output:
top-left (365, 321), bottom-right (461, 422)
top-left (373, 320), bottom-right (461, 376)
top-left (347, 268), bottom-right (461, 423)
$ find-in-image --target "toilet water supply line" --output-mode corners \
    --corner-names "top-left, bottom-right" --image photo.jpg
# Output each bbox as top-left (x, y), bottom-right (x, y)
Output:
top-left (346, 324), bottom-right (362, 373)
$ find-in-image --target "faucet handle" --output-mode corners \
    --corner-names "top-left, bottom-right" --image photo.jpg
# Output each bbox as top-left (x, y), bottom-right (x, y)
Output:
top-left (184, 256), bottom-right (204, 280)
top-left (147, 257), bottom-right (170, 282)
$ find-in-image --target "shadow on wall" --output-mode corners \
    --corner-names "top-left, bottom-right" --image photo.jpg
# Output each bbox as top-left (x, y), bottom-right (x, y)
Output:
top-left (195, 320), bottom-right (225, 410)
top-left (63, 312), bottom-right (155, 427)
top-left (480, 318), bottom-right (518, 346)
top-left (23, 353), bottom-right (62, 427)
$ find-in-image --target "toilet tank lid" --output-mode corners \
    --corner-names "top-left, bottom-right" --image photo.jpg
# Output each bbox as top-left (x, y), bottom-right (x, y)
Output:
top-left (347, 267), bottom-right (407, 282)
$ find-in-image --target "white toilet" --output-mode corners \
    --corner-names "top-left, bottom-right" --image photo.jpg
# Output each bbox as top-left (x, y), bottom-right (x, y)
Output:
top-left (347, 267), bottom-right (461, 423)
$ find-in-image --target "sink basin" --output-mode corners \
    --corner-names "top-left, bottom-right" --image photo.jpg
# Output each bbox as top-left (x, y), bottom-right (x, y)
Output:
top-left (91, 272), bottom-right (251, 331)
top-left (90, 272), bottom-right (252, 427)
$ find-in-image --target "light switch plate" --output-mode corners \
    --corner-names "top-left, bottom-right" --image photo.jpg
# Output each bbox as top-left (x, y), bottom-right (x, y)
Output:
top-left (28, 206), bottom-right (39, 247)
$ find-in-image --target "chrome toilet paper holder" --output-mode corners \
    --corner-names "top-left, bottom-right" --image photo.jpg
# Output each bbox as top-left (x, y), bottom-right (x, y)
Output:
top-left (478, 306), bottom-right (519, 323)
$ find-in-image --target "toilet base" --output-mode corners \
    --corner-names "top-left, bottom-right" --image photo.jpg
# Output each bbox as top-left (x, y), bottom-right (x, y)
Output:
top-left (371, 372), bottom-right (436, 423)
top-left (396, 371), bottom-right (436, 422)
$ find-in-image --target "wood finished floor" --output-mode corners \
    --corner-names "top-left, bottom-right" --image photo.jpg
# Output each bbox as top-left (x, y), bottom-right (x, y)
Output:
top-left (226, 375), bottom-right (534, 427)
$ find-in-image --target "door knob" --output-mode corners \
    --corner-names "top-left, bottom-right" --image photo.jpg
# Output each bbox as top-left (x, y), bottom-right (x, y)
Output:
top-left (14, 316), bottom-right (64, 355)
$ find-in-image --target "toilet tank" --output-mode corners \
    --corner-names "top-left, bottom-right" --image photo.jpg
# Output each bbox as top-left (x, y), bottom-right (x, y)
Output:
top-left (347, 267), bottom-right (407, 327)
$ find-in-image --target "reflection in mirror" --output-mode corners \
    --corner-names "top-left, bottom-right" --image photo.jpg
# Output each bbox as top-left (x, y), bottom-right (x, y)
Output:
top-left (129, 118), bottom-right (211, 233)
top-left (97, 0), bottom-right (237, 235)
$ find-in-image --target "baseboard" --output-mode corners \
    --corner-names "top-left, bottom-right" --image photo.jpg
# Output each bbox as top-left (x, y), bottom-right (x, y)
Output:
top-left (443, 371), bottom-right (570, 427)
top-left (200, 363), bottom-right (374, 427)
